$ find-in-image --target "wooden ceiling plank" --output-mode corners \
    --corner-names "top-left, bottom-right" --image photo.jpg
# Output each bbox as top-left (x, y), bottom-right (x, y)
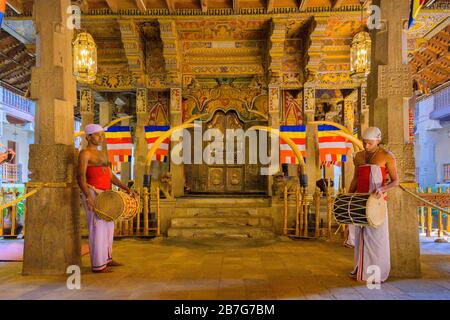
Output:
top-left (331, 0), bottom-right (345, 9)
top-left (233, 0), bottom-right (239, 14)
top-left (105, 0), bottom-right (120, 12)
top-left (135, 0), bottom-right (147, 11)
top-left (267, 0), bottom-right (274, 13)
top-left (165, 0), bottom-right (176, 13)
top-left (6, 0), bottom-right (23, 14)
top-left (298, 0), bottom-right (309, 11)
top-left (200, 0), bottom-right (208, 13)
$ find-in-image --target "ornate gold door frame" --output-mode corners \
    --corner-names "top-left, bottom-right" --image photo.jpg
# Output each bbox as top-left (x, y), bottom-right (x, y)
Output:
top-left (185, 110), bottom-right (267, 194)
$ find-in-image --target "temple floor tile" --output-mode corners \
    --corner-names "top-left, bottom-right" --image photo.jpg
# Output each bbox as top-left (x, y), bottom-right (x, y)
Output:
top-left (0, 237), bottom-right (448, 300)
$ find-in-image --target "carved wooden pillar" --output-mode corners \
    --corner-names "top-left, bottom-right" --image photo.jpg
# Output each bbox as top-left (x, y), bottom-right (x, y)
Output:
top-left (23, 0), bottom-right (80, 275)
top-left (80, 88), bottom-right (95, 149)
top-left (368, 0), bottom-right (420, 278)
top-left (134, 88), bottom-right (148, 191)
top-left (170, 87), bottom-right (184, 197)
top-left (268, 85), bottom-right (280, 196)
top-left (359, 82), bottom-right (369, 136)
top-left (304, 83), bottom-right (320, 195)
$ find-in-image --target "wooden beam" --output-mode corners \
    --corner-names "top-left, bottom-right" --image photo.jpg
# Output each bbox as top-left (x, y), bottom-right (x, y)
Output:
top-left (200, 0), bottom-right (208, 13)
top-left (6, 0), bottom-right (23, 14)
top-left (233, 0), bottom-right (239, 14)
top-left (165, 0), bottom-right (176, 13)
top-left (105, 0), bottom-right (120, 12)
top-left (135, 0), bottom-right (147, 11)
top-left (330, 0), bottom-right (345, 9)
top-left (267, 0), bottom-right (274, 13)
top-left (298, 0), bottom-right (309, 11)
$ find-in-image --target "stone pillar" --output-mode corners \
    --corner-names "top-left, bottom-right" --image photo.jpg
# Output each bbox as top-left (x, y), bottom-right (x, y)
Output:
top-left (169, 87), bottom-right (184, 197)
top-left (134, 88), bottom-right (148, 191)
top-left (268, 85), bottom-right (281, 196)
top-left (304, 84), bottom-right (320, 195)
top-left (368, 0), bottom-right (420, 278)
top-left (23, 0), bottom-right (80, 275)
top-left (343, 91), bottom-right (357, 191)
top-left (80, 88), bottom-right (94, 149)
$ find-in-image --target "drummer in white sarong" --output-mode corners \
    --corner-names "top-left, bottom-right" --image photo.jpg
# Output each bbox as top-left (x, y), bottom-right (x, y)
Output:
top-left (347, 127), bottom-right (399, 283)
top-left (77, 124), bottom-right (131, 273)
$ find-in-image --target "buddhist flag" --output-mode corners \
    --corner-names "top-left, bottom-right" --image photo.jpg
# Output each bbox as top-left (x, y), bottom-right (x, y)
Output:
top-left (279, 125), bottom-right (306, 164)
top-left (408, 0), bottom-right (427, 29)
top-left (0, 0), bottom-right (6, 29)
top-left (105, 126), bottom-right (133, 166)
top-left (318, 125), bottom-right (352, 167)
top-left (145, 125), bottom-right (170, 163)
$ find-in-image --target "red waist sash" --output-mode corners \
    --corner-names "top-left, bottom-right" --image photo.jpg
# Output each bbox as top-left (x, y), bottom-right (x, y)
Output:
top-left (86, 166), bottom-right (111, 191)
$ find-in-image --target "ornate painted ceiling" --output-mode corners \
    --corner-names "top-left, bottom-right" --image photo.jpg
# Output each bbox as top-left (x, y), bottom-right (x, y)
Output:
top-left (1, 0), bottom-right (449, 95)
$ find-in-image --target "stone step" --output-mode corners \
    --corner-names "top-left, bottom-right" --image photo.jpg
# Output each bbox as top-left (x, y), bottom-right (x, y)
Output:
top-left (168, 226), bottom-right (275, 240)
top-left (171, 216), bottom-right (273, 228)
top-left (175, 197), bottom-right (271, 208)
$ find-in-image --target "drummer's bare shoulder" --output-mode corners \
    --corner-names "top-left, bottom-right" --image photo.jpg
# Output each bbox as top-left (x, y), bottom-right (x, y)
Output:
top-left (378, 148), bottom-right (397, 165)
top-left (353, 150), bottom-right (366, 166)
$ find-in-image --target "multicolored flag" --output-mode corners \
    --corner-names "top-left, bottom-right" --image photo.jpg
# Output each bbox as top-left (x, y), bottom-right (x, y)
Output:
top-left (408, 0), bottom-right (427, 29)
top-left (104, 126), bottom-right (133, 167)
top-left (317, 125), bottom-right (352, 167)
top-left (145, 125), bottom-right (170, 163)
top-left (279, 125), bottom-right (306, 164)
top-left (0, 0), bottom-right (6, 30)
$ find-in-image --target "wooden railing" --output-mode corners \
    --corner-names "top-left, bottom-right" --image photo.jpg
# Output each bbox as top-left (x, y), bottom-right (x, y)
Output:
top-left (113, 186), bottom-right (161, 237)
top-left (417, 187), bottom-right (450, 238)
top-left (283, 182), bottom-right (336, 239)
top-left (1, 163), bottom-right (22, 183)
top-left (0, 187), bottom-right (24, 238)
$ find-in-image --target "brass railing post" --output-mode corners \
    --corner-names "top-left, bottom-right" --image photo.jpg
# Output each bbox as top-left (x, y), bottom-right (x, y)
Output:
top-left (314, 187), bottom-right (321, 238)
top-left (143, 187), bottom-right (149, 236)
top-left (295, 185), bottom-right (300, 237)
top-left (156, 186), bottom-right (161, 237)
top-left (426, 187), bottom-right (432, 237)
top-left (283, 185), bottom-right (288, 235)
top-left (437, 187), bottom-right (443, 238)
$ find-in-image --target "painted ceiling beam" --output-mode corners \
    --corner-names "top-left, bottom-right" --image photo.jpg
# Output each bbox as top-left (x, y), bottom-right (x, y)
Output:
top-left (267, 0), bottom-right (274, 13)
top-left (105, 0), bottom-right (120, 12)
top-left (135, 0), bottom-right (147, 11)
top-left (330, 0), bottom-right (345, 9)
top-left (233, 0), bottom-right (239, 14)
top-left (165, 0), bottom-right (176, 13)
top-left (298, 0), bottom-right (309, 11)
top-left (6, 0), bottom-right (23, 14)
top-left (200, 0), bottom-right (208, 13)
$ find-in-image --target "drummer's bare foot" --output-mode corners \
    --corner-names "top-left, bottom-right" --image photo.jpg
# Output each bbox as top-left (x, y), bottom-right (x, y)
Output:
top-left (348, 269), bottom-right (357, 280)
top-left (343, 242), bottom-right (354, 248)
top-left (93, 267), bottom-right (113, 273)
top-left (107, 260), bottom-right (123, 267)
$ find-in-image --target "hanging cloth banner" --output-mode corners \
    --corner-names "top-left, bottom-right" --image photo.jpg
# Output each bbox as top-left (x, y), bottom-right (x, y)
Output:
top-left (144, 125), bottom-right (170, 163)
top-left (105, 126), bottom-right (133, 166)
top-left (279, 125), bottom-right (306, 165)
top-left (318, 125), bottom-right (353, 167)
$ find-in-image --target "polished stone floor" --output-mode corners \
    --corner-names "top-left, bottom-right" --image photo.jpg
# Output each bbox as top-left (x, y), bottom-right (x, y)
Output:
top-left (0, 236), bottom-right (448, 300)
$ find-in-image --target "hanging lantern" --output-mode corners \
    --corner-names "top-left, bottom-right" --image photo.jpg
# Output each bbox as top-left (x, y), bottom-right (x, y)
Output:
top-left (350, 30), bottom-right (371, 81)
top-left (72, 31), bottom-right (97, 84)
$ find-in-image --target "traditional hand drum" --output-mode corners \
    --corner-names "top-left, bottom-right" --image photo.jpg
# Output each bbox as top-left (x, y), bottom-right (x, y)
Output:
top-left (333, 193), bottom-right (387, 228)
top-left (94, 190), bottom-right (140, 222)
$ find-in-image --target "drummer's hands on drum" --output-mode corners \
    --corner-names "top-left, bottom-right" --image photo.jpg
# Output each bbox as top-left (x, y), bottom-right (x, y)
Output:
top-left (373, 188), bottom-right (387, 199)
